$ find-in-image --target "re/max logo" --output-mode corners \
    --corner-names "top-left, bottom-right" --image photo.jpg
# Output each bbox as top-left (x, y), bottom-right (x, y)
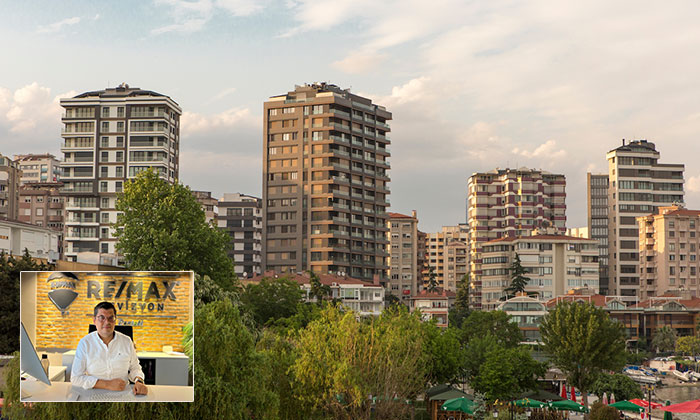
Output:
top-left (86, 280), bottom-right (178, 301)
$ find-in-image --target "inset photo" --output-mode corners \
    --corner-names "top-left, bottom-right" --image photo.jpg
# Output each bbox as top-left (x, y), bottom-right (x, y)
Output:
top-left (19, 271), bottom-right (194, 402)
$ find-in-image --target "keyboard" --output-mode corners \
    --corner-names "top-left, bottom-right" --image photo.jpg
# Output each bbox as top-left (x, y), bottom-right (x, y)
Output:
top-left (89, 390), bottom-right (136, 401)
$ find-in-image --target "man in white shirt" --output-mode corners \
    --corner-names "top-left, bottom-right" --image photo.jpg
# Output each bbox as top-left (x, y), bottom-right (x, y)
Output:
top-left (71, 301), bottom-right (148, 395)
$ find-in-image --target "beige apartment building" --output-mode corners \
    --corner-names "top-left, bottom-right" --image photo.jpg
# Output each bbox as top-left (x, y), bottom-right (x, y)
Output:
top-left (14, 153), bottom-right (61, 184)
top-left (0, 154), bottom-right (21, 220)
top-left (426, 225), bottom-right (469, 292)
top-left (468, 168), bottom-right (566, 308)
top-left (262, 83), bottom-right (391, 283)
top-left (607, 140), bottom-right (684, 301)
top-left (60, 84), bottom-right (181, 263)
top-left (387, 211), bottom-right (419, 299)
top-left (638, 205), bottom-right (700, 299)
top-left (192, 190), bottom-right (218, 225)
top-left (480, 231), bottom-right (599, 310)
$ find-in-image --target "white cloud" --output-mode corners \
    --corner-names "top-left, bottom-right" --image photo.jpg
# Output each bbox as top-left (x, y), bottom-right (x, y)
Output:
top-left (331, 51), bottom-right (386, 74)
top-left (207, 87), bottom-right (237, 103)
top-left (512, 140), bottom-right (567, 160)
top-left (181, 106), bottom-right (258, 134)
top-left (687, 175), bottom-right (700, 193)
top-left (37, 17), bottom-right (81, 34)
top-left (151, 0), bottom-right (264, 34)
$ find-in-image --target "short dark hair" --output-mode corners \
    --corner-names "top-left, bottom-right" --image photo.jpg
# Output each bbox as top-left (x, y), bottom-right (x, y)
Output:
top-left (93, 301), bottom-right (117, 318)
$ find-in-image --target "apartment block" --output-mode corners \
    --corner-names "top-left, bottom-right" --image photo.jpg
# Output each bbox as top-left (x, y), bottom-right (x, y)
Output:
top-left (480, 231), bottom-right (599, 310)
top-left (468, 168), bottom-right (566, 308)
top-left (587, 173), bottom-right (610, 295)
top-left (14, 153), bottom-right (61, 184)
top-left (638, 205), bottom-right (700, 299)
top-left (0, 154), bottom-right (20, 220)
top-left (217, 193), bottom-right (262, 278)
top-left (192, 190), bottom-right (218, 225)
top-left (607, 140), bottom-right (684, 300)
top-left (409, 289), bottom-right (456, 328)
top-left (426, 225), bottom-right (469, 292)
top-left (387, 211), bottom-right (419, 299)
top-left (60, 84), bottom-right (181, 262)
top-left (0, 219), bottom-right (60, 260)
top-left (262, 83), bottom-right (391, 283)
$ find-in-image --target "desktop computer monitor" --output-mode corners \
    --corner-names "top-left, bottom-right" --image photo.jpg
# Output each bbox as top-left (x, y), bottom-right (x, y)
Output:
top-left (88, 324), bottom-right (134, 341)
top-left (20, 321), bottom-right (51, 386)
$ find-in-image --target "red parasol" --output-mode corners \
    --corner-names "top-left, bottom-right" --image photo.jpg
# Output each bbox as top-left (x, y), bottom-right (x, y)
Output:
top-left (570, 386), bottom-right (576, 402)
top-left (657, 400), bottom-right (700, 413)
top-left (561, 383), bottom-right (567, 399)
top-left (602, 392), bottom-right (608, 405)
top-left (630, 399), bottom-right (664, 409)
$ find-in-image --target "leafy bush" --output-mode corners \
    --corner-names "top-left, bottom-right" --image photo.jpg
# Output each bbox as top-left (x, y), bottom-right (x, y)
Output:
top-left (590, 402), bottom-right (620, 420)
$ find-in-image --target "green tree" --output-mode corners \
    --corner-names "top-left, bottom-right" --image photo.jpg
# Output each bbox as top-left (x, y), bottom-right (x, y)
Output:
top-left (590, 373), bottom-right (643, 402)
top-left (426, 266), bottom-right (439, 293)
top-left (652, 326), bottom-right (677, 353)
top-left (194, 273), bottom-right (238, 308)
top-left (459, 310), bottom-right (523, 348)
top-left (291, 305), bottom-right (428, 420)
top-left (422, 320), bottom-right (464, 385)
top-left (114, 169), bottom-right (236, 291)
top-left (676, 335), bottom-right (700, 357)
top-left (307, 270), bottom-right (331, 305)
top-left (471, 345), bottom-right (545, 401)
top-left (0, 249), bottom-right (49, 354)
top-left (241, 276), bottom-right (304, 326)
top-left (540, 302), bottom-right (626, 407)
top-left (449, 274), bottom-right (472, 329)
top-left (504, 254), bottom-right (529, 298)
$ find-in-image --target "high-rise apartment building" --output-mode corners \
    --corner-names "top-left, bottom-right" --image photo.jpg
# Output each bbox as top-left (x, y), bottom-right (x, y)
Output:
top-left (481, 231), bottom-right (599, 310)
top-left (14, 153), bottom-right (61, 184)
top-left (217, 193), bottom-right (263, 278)
top-left (18, 183), bottom-right (64, 231)
top-left (638, 205), bottom-right (700, 299)
top-left (262, 83), bottom-right (391, 283)
top-left (467, 168), bottom-right (566, 308)
top-left (387, 211), bottom-right (419, 299)
top-left (0, 154), bottom-right (20, 220)
top-left (60, 84), bottom-right (181, 262)
top-left (588, 173), bottom-right (610, 294)
top-left (426, 225), bottom-right (469, 291)
top-left (607, 140), bottom-right (684, 300)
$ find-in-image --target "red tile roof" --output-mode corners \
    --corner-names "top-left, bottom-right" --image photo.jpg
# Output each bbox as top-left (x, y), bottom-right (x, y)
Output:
top-left (545, 294), bottom-right (611, 308)
top-left (664, 209), bottom-right (700, 217)
top-left (387, 212), bottom-right (414, 219)
top-left (410, 288), bottom-right (456, 299)
top-left (629, 297), bottom-right (700, 310)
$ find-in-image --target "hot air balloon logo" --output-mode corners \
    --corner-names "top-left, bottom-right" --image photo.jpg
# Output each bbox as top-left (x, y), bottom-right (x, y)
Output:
top-left (47, 272), bottom-right (79, 316)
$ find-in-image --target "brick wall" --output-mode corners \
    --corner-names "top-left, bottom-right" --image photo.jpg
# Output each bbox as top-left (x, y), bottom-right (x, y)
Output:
top-left (35, 272), bottom-right (193, 352)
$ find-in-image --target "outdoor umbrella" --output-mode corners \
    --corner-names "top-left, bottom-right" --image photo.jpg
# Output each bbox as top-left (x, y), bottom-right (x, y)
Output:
top-left (609, 401), bottom-right (644, 413)
top-left (610, 393), bottom-right (616, 404)
top-left (663, 400), bottom-right (672, 420)
top-left (442, 397), bottom-right (475, 414)
top-left (549, 399), bottom-right (589, 413)
top-left (657, 399), bottom-right (700, 413)
top-left (512, 398), bottom-right (547, 408)
top-left (630, 399), bottom-right (664, 409)
top-left (560, 383), bottom-right (567, 399)
top-left (570, 386), bottom-right (576, 402)
top-left (602, 392), bottom-right (608, 405)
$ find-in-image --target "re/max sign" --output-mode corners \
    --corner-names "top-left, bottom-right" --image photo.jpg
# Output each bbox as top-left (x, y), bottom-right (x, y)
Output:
top-left (86, 280), bottom-right (178, 301)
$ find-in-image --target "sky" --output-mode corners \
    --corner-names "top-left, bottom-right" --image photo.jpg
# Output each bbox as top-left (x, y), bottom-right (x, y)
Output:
top-left (2, 0), bottom-right (700, 232)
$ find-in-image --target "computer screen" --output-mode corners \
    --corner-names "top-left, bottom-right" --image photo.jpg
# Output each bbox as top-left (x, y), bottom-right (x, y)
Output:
top-left (20, 321), bottom-right (51, 386)
top-left (88, 324), bottom-right (134, 341)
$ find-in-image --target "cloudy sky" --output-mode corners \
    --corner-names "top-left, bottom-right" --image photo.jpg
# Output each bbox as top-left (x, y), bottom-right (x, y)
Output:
top-left (2, 1), bottom-right (700, 232)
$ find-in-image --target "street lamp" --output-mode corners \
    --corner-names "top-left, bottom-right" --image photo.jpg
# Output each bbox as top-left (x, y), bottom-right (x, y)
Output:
top-left (642, 384), bottom-right (655, 419)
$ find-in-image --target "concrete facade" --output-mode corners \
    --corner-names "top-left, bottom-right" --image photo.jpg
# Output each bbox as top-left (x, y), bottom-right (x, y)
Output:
top-left (0, 154), bottom-right (21, 220)
top-left (387, 211), bottom-right (419, 299)
top-left (217, 193), bottom-right (263, 278)
top-left (262, 83), bottom-right (391, 283)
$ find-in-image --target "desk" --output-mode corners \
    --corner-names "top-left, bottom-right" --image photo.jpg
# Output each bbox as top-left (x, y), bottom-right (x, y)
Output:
top-left (21, 380), bottom-right (194, 402)
top-left (63, 350), bottom-right (189, 386)
top-left (22, 366), bottom-right (67, 382)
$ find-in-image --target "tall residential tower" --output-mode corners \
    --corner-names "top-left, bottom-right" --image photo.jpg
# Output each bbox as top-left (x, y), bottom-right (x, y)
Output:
top-left (262, 83), bottom-right (391, 283)
top-left (60, 84), bottom-right (181, 263)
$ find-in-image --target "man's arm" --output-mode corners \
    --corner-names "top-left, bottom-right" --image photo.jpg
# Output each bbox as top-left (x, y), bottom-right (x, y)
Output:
top-left (70, 340), bottom-right (100, 390)
top-left (127, 340), bottom-right (147, 395)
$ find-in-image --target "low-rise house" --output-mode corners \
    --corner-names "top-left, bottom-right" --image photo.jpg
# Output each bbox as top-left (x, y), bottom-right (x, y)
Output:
top-left (408, 288), bottom-right (455, 327)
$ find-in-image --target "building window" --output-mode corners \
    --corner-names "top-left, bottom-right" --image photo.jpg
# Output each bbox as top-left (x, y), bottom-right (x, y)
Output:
top-left (115, 181), bottom-right (123, 193)
top-left (100, 181), bottom-right (108, 192)
top-left (115, 166), bottom-right (123, 177)
top-left (102, 212), bottom-right (109, 223)
top-left (117, 107), bottom-right (124, 118)
top-left (101, 243), bottom-right (109, 253)
top-left (101, 136), bottom-right (109, 147)
top-left (117, 121), bottom-right (124, 132)
top-left (36, 208), bottom-right (43, 216)
top-left (116, 151), bottom-right (123, 162)
top-left (101, 152), bottom-right (108, 162)
top-left (102, 107), bottom-right (110, 117)
top-left (101, 197), bottom-right (110, 208)
top-left (101, 166), bottom-right (108, 178)
top-left (101, 121), bottom-right (109, 132)
top-left (116, 136), bottom-right (124, 147)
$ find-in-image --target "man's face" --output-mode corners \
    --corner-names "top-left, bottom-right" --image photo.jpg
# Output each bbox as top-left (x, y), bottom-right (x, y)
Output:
top-left (94, 308), bottom-right (116, 338)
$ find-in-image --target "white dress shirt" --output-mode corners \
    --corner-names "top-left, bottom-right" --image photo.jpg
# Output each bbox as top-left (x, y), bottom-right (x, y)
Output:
top-left (71, 331), bottom-right (145, 389)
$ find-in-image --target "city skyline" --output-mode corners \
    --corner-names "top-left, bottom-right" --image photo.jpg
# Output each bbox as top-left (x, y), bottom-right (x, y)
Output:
top-left (3, 1), bottom-right (700, 232)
